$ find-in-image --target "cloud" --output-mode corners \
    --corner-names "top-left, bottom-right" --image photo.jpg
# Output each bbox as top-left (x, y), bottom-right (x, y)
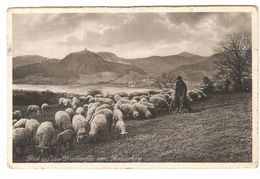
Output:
top-left (12, 12), bottom-right (251, 59)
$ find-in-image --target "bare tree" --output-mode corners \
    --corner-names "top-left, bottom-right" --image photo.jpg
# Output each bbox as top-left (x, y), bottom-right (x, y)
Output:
top-left (152, 72), bottom-right (176, 89)
top-left (214, 33), bottom-right (252, 92)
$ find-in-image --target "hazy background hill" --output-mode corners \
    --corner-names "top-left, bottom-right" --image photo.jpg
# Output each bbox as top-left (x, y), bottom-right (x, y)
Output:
top-left (125, 52), bottom-right (208, 76)
top-left (172, 54), bottom-right (220, 83)
top-left (12, 50), bottom-right (219, 86)
top-left (12, 55), bottom-right (59, 68)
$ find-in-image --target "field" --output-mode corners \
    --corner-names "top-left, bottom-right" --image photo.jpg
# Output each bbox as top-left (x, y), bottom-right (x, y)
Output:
top-left (13, 93), bottom-right (252, 163)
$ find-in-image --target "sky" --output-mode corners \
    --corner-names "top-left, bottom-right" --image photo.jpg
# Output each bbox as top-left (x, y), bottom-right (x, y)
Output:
top-left (12, 12), bottom-right (251, 59)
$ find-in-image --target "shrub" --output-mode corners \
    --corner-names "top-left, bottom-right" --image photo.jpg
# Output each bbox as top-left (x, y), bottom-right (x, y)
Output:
top-left (86, 88), bottom-right (102, 97)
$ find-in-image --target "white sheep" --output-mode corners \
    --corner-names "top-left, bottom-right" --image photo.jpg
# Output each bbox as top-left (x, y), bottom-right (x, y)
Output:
top-left (35, 122), bottom-right (55, 155)
top-left (59, 97), bottom-right (66, 106)
top-left (64, 107), bottom-right (74, 122)
top-left (41, 103), bottom-right (50, 116)
top-left (115, 120), bottom-right (128, 135)
top-left (13, 118), bottom-right (28, 129)
top-left (113, 108), bottom-right (124, 125)
top-left (13, 119), bottom-right (18, 125)
top-left (52, 129), bottom-right (74, 154)
top-left (13, 128), bottom-right (31, 156)
top-left (130, 99), bottom-right (138, 105)
top-left (95, 97), bottom-right (115, 106)
top-left (90, 108), bottom-right (113, 131)
top-left (72, 96), bottom-right (79, 102)
top-left (13, 110), bottom-right (22, 120)
top-left (79, 96), bottom-right (88, 104)
top-left (86, 102), bottom-right (101, 122)
top-left (95, 104), bottom-right (112, 112)
top-left (133, 103), bottom-right (152, 119)
top-left (113, 109), bottom-right (128, 134)
top-left (27, 105), bottom-right (41, 117)
top-left (25, 119), bottom-right (40, 144)
top-left (75, 107), bottom-right (86, 116)
top-left (85, 95), bottom-right (94, 103)
top-left (94, 94), bottom-right (103, 98)
top-left (89, 114), bottom-right (108, 141)
top-left (132, 96), bottom-right (140, 101)
top-left (63, 98), bottom-right (72, 107)
top-left (119, 103), bottom-right (139, 120)
top-left (83, 104), bottom-right (89, 111)
top-left (114, 98), bottom-right (130, 109)
top-left (55, 111), bottom-right (72, 132)
top-left (72, 114), bottom-right (88, 143)
top-left (72, 100), bottom-right (80, 110)
top-left (150, 96), bottom-right (169, 109)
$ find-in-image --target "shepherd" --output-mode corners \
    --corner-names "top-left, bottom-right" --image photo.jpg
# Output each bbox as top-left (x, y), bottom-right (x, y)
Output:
top-left (173, 76), bottom-right (191, 113)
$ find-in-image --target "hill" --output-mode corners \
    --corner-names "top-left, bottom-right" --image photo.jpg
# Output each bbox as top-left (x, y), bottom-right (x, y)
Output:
top-left (97, 52), bottom-right (129, 64)
top-left (172, 54), bottom-right (221, 84)
top-left (13, 50), bottom-right (146, 84)
top-left (177, 51), bottom-right (196, 58)
top-left (125, 53), bottom-right (207, 76)
top-left (12, 55), bottom-right (58, 68)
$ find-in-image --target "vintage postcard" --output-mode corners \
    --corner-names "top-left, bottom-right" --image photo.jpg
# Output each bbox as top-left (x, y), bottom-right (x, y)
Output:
top-left (7, 6), bottom-right (258, 168)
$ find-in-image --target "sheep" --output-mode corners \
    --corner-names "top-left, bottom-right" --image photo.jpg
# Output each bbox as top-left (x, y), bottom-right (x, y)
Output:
top-left (72, 114), bottom-right (88, 143)
top-left (119, 103), bottom-right (139, 120)
top-left (35, 122), bottom-right (55, 155)
top-left (133, 103), bottom-right (152, 119)
top-left (13, 110), bottom-right (22, 120)
top-left (95, 98), bottom-right (115, 106)
top-left (79, 96), bottom-right (88, 104)
top-left (63, 98), bottom-right (72, 107)
top-left (85, 95), bottom-right (94, 103)
top-left (95, 97), bottom-right (115, 106)
top-left (83, 104), bottom-right (89, 111)
top-left (88, 97), bottom-right (95, 103)
top-left (130, 99), bottom-right (138, 105)
top-left (64, 107), bottom-right (74, 122)
top-left (25, 119), bottom-right (40, 144)
top-left (114, 95), bottom-right (122, 102)
top-left (54, 111), bottom-right (72, 132)
top-left (95, 94), bottom-right (103, 98)
top-left (59, 97), bottom-right (66, 106)
top-left (72, 96), bottom-right (79, 102)
top-left (115, 120), bottom-right (128, 135)
top-left (51, 129), bottom-right (74, 155)
top-left (13, 128), bottom-right (31, 156)
top-left (27, 105), bottom-right (41, 117)
top-left (139, 95), bottom-right (150, 100)
top-left (112, 108), bottom-right (128, 135)
top-left (114, 98), bottom-right (130, 109)
top-left (75, 107), bottom-right (86, 116)
top-left (13, 118), bottom-right (28, 129)
top-left (13, 119), bottom-right (18, 125)
top-left (113, 108), bottom-right (124, 126)
top-left (86, 102), bottom-right (101, 122)
top-left (41, 103), bottom-right (50, 116)
top-left (88, 114), bottom-right (108, 142)
top-left (132, 96), bottom-right (140, 101)
top-left (95, 104), bottom-right (112, 112)
top-left (149, 96), bottom-right (170, 110)
top-left (90, 109), bottom-right (113, 131)
top-left (72, 98), bottom-right (80, 110)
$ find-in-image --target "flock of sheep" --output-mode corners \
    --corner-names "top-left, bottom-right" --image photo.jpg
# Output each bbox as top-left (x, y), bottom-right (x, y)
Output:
top-left (12, 88), bottom-right (207, 159)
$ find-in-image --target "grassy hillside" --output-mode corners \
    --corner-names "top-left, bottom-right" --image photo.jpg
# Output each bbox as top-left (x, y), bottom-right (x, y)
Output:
top-left (13, 93), bottom-right (252, 162)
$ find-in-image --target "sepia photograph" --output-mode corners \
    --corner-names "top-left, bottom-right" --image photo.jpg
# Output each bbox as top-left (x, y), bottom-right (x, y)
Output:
top-left (7, 6), bottom-right (258, 168)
